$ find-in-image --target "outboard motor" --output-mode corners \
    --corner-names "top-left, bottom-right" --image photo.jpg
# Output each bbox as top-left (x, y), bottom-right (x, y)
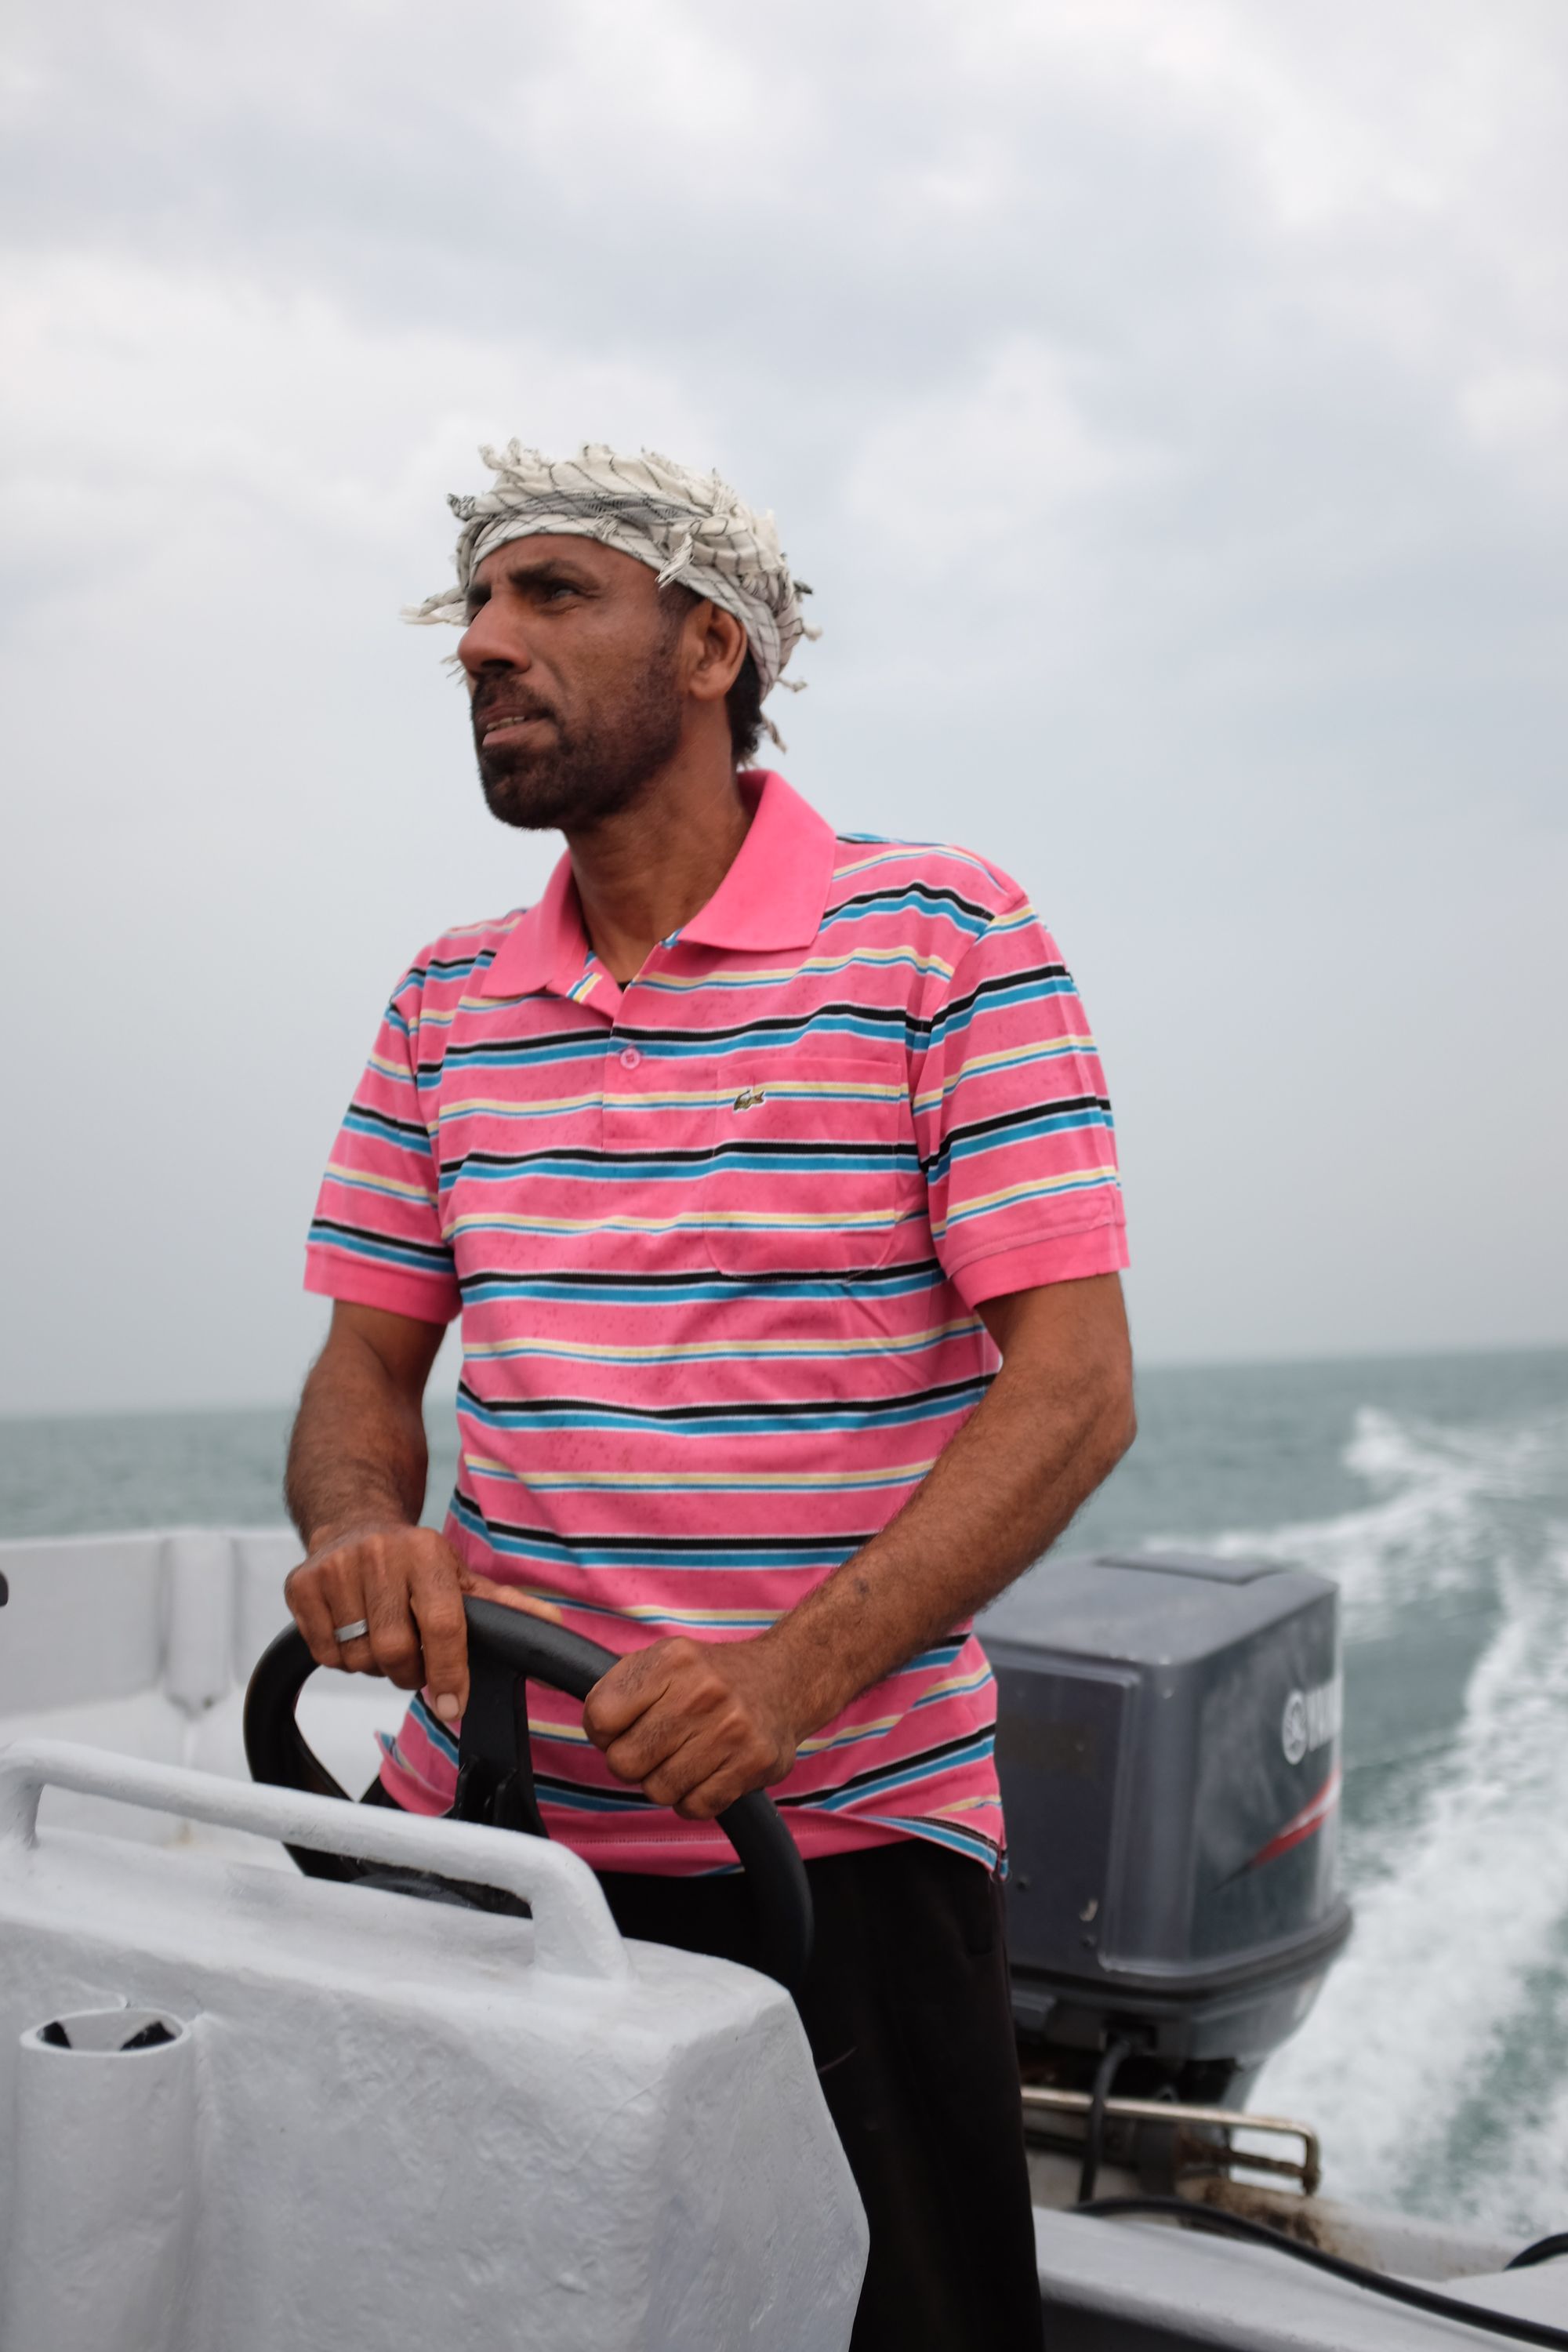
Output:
top-left (979, 1551), bottom-right (1350, 2194)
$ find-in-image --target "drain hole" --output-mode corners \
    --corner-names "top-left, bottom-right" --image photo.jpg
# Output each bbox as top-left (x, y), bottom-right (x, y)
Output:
top-left (34, 2013), bottom-right (180, 2053)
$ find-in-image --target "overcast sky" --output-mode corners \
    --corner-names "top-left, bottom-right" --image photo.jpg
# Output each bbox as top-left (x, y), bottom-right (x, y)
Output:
top-left (2, 0), bottom-right (1564, 1416)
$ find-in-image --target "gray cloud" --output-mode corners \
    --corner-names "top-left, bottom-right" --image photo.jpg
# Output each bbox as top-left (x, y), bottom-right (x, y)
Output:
top-left (2, 0), bottom-right (1564, 1411)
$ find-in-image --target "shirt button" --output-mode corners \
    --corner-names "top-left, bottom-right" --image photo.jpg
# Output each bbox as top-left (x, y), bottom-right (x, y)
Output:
top-left (619, 1047), bottom-right (642, 1070)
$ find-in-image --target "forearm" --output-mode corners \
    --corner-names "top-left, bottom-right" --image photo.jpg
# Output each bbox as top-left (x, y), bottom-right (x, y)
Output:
top-left (281, 1303), bottom-right (539, 1716)
top-left (582, 1279), bottom-right (1136, 1822)
top-left (284, 1319), bottom-right (432, 1549)
top-left (763, 1284), bottom-right (1134, 1735)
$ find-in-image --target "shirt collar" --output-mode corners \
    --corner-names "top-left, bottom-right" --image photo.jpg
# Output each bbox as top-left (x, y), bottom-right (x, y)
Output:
top-left (478, 849), bottom-right (586, 1000)
top-left (477, 770), bottom-right (837, 1000)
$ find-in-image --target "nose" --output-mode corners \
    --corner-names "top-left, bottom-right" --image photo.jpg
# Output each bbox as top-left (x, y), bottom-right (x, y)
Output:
top-left (458, 595), bottom-right (533, 681)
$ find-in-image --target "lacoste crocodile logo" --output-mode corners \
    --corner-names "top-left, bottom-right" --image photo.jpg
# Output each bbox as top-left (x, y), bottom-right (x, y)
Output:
top-left (732, 1086), bottom-right (768, 1112)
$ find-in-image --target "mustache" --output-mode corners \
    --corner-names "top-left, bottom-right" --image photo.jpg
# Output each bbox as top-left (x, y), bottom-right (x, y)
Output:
top-left (471, 678), bottom-right (560, 732)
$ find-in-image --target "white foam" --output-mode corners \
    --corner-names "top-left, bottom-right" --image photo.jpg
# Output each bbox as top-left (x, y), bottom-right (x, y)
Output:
top-left (1191, 1404), bottom-right (1555, 1635)
top-left (1156, 1396), bottom-right (1568, 2233)
top-left (1262, 1526), bottom-right (1568, 2230)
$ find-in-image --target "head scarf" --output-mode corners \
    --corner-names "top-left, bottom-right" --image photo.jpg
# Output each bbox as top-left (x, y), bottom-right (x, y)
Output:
top-left (406, 442), bottom-right (818, 720)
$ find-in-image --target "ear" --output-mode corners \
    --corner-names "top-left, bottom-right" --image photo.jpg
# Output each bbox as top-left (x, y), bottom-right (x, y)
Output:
top-left (682, 599), bottom-right (749, 706)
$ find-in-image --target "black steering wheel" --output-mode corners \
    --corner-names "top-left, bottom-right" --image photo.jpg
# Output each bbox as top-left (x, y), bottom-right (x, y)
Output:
top-left (244, 1596), bottom-right (813, 1994)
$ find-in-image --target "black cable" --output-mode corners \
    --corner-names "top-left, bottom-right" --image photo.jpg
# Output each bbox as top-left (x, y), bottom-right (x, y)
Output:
top-left (1077, 2196), bottom-right (1568, 2350)
top-left (1511, 2238), bottom-right (1568, 2274)
top-left (1076, 2036), bottom-right (1131, 2205)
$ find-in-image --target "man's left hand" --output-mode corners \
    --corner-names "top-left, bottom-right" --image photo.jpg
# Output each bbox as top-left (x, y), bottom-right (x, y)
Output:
top-left (583, 1635), bottom-right (804, 1819)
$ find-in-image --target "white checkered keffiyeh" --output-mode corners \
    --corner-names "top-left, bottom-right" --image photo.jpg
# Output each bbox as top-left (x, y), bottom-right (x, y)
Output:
top-left (407, 443), bottom-right (818, 710)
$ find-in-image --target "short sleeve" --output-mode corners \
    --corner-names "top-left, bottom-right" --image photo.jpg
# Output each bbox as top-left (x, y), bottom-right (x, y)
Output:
top-left (303, 961), bottom-right (461, 1326)
top-left (912, 896), bottom-right (1128, 1309)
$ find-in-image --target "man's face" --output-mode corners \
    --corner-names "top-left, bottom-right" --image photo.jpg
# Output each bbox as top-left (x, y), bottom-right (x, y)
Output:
top-left (457, 535), bottom-right (687, 833)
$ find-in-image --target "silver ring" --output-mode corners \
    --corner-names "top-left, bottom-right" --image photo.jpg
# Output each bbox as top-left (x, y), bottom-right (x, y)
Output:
top-left (333, 1618), bottom-right (369, 1644)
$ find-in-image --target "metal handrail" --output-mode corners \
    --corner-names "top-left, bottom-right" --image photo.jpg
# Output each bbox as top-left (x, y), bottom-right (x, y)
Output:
top-left (1020, 2084), bottom-right (1322, 2194)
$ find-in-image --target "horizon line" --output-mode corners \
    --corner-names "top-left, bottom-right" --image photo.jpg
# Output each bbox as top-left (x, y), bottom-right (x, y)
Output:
top-left (2, 1333), bottom-right (1566, 1426)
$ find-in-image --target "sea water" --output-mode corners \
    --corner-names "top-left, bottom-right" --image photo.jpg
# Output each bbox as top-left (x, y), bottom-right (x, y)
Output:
top-left (3, 1345), bottom-right (1566, 2238)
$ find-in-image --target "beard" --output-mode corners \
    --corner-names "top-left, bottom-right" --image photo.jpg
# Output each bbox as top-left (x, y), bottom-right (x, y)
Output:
top-left (470, 637), bottom-right (685, 834)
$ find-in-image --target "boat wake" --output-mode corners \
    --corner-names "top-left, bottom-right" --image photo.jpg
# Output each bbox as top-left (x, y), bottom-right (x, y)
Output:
top-left (1160, 1396), bottom-right (1568, 2237)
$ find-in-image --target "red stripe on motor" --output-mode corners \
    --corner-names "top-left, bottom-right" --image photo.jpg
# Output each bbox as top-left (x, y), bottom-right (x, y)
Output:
top-left (1247, 1766), bottom-right (1341, 1873)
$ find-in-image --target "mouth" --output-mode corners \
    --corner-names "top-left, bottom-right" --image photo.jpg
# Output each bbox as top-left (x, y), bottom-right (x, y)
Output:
top-left (478, 709), bottom-right (556, 745)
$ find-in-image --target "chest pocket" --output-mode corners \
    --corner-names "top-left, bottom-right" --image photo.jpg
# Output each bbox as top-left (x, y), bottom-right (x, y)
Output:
top-left (702, 1052), bottom-right (922, 1279)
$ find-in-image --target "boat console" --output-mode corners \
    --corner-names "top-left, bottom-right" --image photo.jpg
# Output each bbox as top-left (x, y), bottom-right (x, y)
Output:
top-left (0, 1558), bottom-right (867, 2350)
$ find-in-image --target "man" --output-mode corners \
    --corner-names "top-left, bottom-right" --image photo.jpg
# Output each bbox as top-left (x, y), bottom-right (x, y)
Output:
top-left (285, 442), bottom-right (1134, 2350)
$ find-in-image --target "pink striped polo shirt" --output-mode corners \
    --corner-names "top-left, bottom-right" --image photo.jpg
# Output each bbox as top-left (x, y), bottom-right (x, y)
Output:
top-left (304, 771), bottom-right (1127, 1873)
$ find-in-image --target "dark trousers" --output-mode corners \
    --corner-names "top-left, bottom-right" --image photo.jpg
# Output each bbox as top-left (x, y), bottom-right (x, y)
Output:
top-left (599, 1838), bottom-right (1046, 2352)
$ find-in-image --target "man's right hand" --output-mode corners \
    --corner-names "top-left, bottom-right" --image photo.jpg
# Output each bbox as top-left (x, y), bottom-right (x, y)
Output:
top-left (284, 1523), bottom-right (474, 1722)
top-left (284, 1525), bottom-right (564, 1724)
